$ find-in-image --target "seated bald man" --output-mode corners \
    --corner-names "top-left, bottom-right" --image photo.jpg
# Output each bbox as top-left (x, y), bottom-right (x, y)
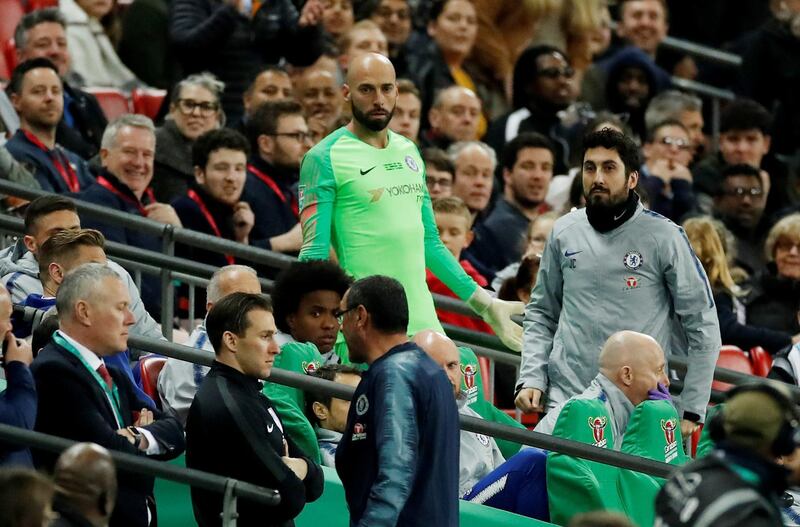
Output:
top-left (534, 330), bottom-right (671, 449)
top-left (52, 442), bottom-right (117, 527)
top-left (414, 330), bottom-right (549, 521)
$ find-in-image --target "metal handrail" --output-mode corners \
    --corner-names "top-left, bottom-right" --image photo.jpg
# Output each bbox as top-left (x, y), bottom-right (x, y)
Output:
top-left (660, 34), bottom-right (742, 67)
top-left (607, 20), bottom-right (742, 68)
top-left (0, 180), bottom-right (295, 270)
top-left (127, 336), bottom-right (674, 478)
top-left (0, 424), bottom-right (280, 507)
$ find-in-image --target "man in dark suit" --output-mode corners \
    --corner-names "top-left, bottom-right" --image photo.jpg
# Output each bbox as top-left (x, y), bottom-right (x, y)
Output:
top-left (32, 263), bottom-right (185, 527)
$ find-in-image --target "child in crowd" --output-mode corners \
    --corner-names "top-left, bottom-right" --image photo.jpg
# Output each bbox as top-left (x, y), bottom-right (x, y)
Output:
top-left (427, 197), bottom-right (492, 334)
top-left (305, 365), bottom-right (362, 468)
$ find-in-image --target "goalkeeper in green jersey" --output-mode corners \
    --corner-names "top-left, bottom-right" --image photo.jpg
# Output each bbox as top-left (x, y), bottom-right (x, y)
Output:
top-left (297, 52), bottom-right (523, 351)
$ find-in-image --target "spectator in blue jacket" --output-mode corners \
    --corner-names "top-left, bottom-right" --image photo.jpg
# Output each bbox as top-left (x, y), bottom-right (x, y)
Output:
top-left (0, 284), bottom-right (37, 468)
top-left (336, 275), bottom-right (459, 527)
top-left (5, 58), bottom-right (93, 194)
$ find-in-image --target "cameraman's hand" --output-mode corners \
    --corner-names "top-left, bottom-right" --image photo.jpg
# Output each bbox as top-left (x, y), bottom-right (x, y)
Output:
top-left (3, 332), bottom-right (32, 366)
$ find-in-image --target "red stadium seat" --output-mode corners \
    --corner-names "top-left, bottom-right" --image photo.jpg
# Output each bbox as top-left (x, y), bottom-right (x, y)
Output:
top-left (0, 0), bottom-right (24, 59)
top-left (24, 0), bottom-right (58, 11)
top-left (84, 87), bottom-right (131, 120)
top-left (0, 48), bottom-right (9, 81)
top-left (712, 345), bottom-right (754, 392)
top-left (749, 346), bottom-right (772, 377)
top-left (131, 88), bottom-right (166, 120)
top-left (139, 355), bottom-right (167, 403)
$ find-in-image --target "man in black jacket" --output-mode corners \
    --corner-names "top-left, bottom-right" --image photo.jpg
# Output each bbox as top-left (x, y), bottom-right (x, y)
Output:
top-left (172, 128), bottom-right (254, 317)
top-left (32, 263), bottom-right (185, 527)
top-left (655, 382), bottom-right (800, 527)
top-left (14, 8), bottom-right (108, 160)
top-left (186, 292), bottom-right (324, 527)
top-left (169, 0), bottom-right (325, 125)
top-left (244, 100), bottom-right (309, 254)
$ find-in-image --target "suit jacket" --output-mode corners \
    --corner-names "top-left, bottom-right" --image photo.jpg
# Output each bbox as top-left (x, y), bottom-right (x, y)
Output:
top-left (32, 339), bottom-right (185, 527)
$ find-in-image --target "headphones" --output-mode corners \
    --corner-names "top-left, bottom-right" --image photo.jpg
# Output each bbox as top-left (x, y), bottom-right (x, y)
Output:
top-left (707, 382), bottom-right (800, 458)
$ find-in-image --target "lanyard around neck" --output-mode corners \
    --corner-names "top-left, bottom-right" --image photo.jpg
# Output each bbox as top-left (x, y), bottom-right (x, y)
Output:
top-left (247, 164), bottom-right (299, 218)
top-left (22, 130), bottom-right (80, 192)
top-left (97, 176), bottom-right (156, 216)
top-left (187, 189), bottom-right (235, 265)
top-left (54, 332), bottom-right (124, 427)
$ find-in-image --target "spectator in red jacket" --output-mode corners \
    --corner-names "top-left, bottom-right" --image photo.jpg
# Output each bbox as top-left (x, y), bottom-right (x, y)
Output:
top-left (426, 196), bottom-right (492, 334)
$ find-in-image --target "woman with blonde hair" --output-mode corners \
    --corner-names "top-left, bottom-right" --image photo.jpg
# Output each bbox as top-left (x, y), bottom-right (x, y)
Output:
top-left (747, 213), bottom-right (800, 338)
top-left (684, 216), bottom-right (798, 354)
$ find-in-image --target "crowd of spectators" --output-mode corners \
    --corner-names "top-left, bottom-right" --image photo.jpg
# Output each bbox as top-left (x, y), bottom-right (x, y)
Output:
top-left (3, 0), bottom-right (800, 525)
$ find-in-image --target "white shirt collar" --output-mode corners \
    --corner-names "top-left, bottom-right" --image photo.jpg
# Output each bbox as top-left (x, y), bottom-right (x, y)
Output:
top-left (57, 330), bottom-right (103, 371)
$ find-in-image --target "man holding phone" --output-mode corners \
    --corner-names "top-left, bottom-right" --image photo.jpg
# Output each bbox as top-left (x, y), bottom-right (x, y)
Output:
top-left (0, 283), bottom-right (37, 467)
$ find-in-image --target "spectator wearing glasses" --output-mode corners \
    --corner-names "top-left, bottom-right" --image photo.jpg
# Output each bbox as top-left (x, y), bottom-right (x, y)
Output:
top-left (639, 119), bottom-right (697, 222)
top-left (712, 164), bottom-right (769, 276)
top-left (693, 99), bottom-right (789, 220)
top-left (683, 216), bottom-right (799, 356)
top-left (422, 147), bottom-right (454, 199)
top-left (152, 73), bottom-right (225, 203)
top-left (244, 100), bottom-right (310, 254)
top-left (644, 90), bottom-right (705, 164)
top-left (746, 214), bottom-right (800, 338)
top-left (485, 45), bottom-right (576, 177)
top-left (420, 86), bottom-right (482, 150)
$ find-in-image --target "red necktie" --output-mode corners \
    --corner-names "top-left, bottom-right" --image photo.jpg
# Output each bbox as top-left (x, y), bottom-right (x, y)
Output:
top-left (97, 363), bottom-right (113, 391)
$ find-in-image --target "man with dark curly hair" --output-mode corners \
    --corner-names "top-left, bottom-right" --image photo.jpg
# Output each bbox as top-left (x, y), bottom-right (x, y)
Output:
top-left (262, 260), bottom-right (355, 464)
top-left (271, 259), bottom-right (353, 363)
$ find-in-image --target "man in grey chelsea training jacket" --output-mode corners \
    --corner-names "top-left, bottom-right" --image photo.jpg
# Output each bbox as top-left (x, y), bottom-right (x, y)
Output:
top-left (515, 129), bottom-right (720, 439)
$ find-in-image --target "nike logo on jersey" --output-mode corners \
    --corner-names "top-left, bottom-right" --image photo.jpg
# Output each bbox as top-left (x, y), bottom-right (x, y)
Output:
top-left (613, 211), bottom-right (625, 221)
top-left (564, 250), bottom-right (583, 257)
top-left (360, 166), bottom-right (376, 175)
top-left (267, 423), bottom-right (274, 433)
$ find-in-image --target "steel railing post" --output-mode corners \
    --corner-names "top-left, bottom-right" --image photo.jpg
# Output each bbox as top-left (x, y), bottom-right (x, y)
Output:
top-left (161, 225), bottom-right (175, 341)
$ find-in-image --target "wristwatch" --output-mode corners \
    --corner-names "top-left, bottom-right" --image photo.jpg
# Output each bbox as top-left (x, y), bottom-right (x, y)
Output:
top-left (127, 426), bottom-right (143, 450)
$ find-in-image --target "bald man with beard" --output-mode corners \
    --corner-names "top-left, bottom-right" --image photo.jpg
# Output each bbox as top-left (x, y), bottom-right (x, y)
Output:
top-left (298, 52), bottom-right (523, 352)
top-left (534, 330), bottom-right (671, 449)
top-left (51, 443), bottom-right (117, 527)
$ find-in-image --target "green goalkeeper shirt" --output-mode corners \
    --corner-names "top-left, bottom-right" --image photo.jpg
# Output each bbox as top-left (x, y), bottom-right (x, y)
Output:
top-left (298, 127), bottom-right (477, 334)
